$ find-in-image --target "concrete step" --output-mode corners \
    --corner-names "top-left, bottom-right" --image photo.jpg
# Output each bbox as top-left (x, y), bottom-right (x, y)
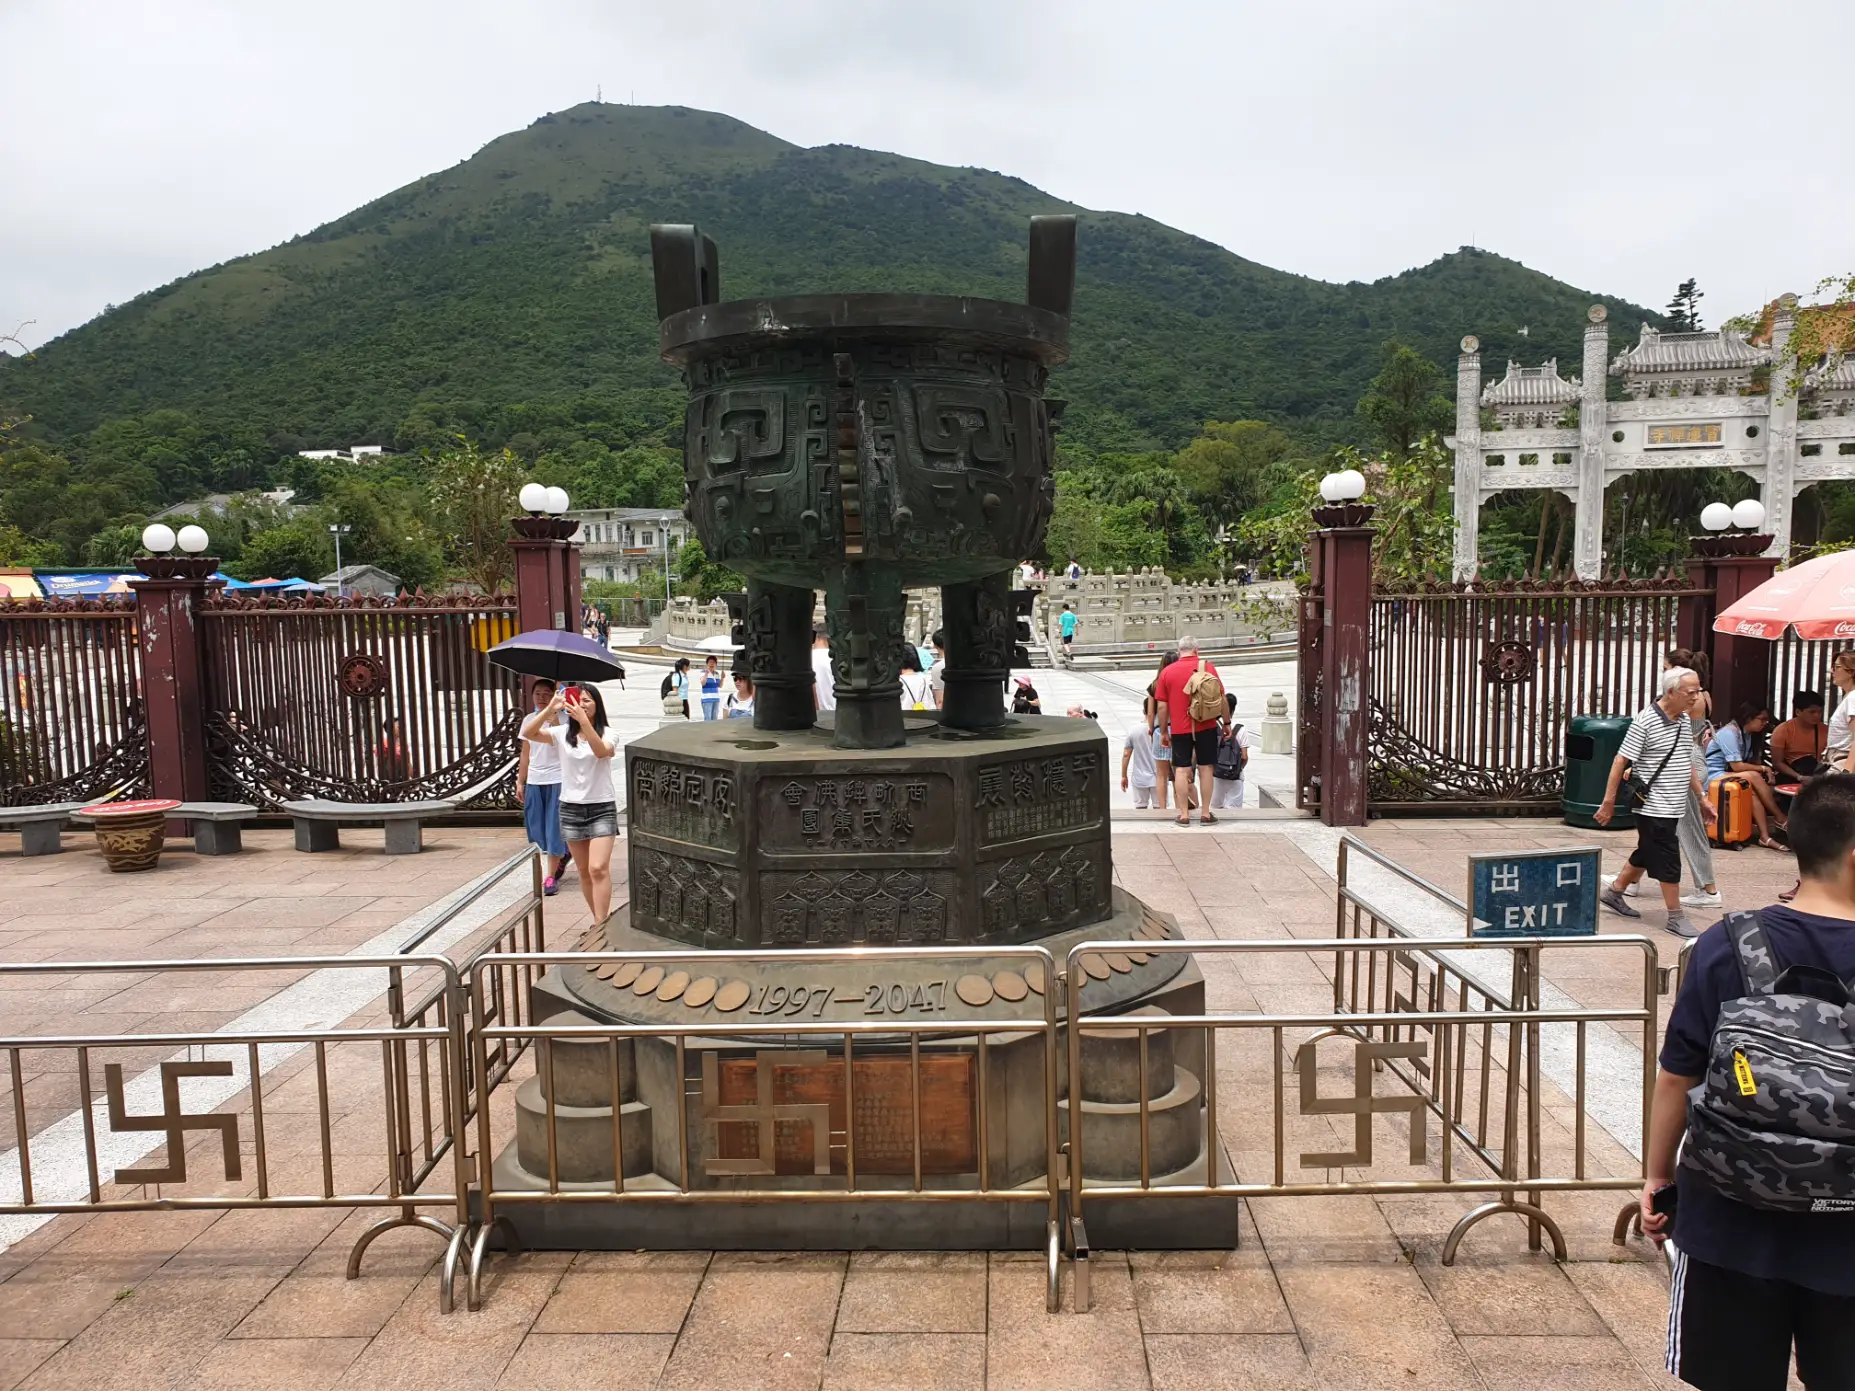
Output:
top-left (513, 1074), bottom-right (655, 1184)
top-left (1057, 1066), bottom-right (1203, 1181)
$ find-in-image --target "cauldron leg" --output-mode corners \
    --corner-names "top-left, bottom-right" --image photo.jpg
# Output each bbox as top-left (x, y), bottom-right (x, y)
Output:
top-left (745, 579), bottom-right (817, 732)
top-left (824, 564), bottom-right (907, 750)
top-left (940, 569), bottom-right (1015, 731)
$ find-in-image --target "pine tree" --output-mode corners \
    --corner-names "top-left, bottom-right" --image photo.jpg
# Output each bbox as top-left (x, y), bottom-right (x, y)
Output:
top-left (1665, 279), bottom-right (1704, 331)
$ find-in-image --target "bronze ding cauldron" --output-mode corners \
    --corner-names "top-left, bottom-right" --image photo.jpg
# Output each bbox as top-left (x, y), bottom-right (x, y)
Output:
top-left (651, 216), bottom-right (1076, 749)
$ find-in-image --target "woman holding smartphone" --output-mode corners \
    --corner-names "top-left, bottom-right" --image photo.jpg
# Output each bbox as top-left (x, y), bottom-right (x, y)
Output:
top-left (522, 683), bottom-right (618, 924)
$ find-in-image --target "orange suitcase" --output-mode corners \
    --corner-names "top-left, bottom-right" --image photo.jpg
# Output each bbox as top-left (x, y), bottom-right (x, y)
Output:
top-left (1708, 775), bottom-right (1755, 849)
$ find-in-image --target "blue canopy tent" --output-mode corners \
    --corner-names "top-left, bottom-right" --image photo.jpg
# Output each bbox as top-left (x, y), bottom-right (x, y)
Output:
top-left (37, 570), bottom-right (258, 597)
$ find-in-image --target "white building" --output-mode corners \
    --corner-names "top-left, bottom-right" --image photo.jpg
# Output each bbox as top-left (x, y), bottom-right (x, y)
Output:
top-left (569, 507), bottom-right (693, 584)
top-left (298, 446), bottom-right (387, 463)
top-left (1449, 299), bottom-right (1855, 578)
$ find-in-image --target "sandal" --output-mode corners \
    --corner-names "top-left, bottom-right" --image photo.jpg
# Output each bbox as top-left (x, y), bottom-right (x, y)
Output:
top-left (1759, 838), bottom-right (1791, 852)
top-left (1174, 816), bottom-right (1192, 827)
top-left (1201, 813), bottom-right (1219, 825)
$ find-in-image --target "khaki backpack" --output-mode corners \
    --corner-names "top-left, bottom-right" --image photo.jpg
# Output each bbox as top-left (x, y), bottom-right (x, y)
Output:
top-left (1183, 660), bottom-right (1226, 724)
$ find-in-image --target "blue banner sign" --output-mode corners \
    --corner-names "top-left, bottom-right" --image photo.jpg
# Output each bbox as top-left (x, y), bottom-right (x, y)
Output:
top-left (1468, 847), bottom-right (1601, 937)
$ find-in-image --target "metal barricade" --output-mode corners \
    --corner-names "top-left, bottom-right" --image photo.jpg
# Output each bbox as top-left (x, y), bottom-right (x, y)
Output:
top-left (346, 846), bottom-right (546, 1279)
top-left (0, 954), bottom-right (476, 1311)
top-left (462, 945), bottom-right (1063, 1313)
top-left (1061, 932), bottom-right (1660, 1312)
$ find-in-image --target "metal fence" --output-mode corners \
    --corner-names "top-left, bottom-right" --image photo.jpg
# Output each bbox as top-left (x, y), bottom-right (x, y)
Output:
top-left (461, 944), bottom-right (1064, 1313)
top-left (0, 839), bottom-right (1668, 1318)
top-left (1366, 581), bottom-right (1706, 814)
top-left (199, 594), bottom-right (522, 809)
top-left (0, 602), bottom-right (147, 804)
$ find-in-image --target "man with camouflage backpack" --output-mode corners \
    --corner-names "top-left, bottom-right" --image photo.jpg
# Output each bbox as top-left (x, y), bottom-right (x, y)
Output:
top-left (1645, 775), bottom-right (1855, 1389)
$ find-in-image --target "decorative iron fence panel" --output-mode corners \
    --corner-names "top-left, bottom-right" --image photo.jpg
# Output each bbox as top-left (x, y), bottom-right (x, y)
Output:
top-left (0, 601), bottom-right (148, 805)
top-left (200, 595), bottom-right (523, 809)
top-left (1367, 582), bottom-right (1707, 814)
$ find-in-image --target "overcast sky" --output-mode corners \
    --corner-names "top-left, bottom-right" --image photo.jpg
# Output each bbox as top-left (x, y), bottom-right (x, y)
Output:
top-left (4, 0), bottom-right (1850, 355)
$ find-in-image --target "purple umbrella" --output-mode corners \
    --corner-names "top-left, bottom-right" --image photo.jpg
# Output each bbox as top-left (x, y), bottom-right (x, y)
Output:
top-left (487, 629), bottom-right (627, 684)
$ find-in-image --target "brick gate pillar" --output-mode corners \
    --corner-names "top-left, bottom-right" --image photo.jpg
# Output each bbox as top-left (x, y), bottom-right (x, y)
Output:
top-left (1695, 544), bottom-right (1780, 720)
top-left (128, 554), bottom-right (222, 803)
top-left (1311, 504), bottom-right (1375, 827)
top-left (510, 516), bottom-right (581, 637)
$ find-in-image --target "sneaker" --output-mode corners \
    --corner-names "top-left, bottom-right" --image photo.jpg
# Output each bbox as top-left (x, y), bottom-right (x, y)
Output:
top-left (1601, 887), bottom-right (1641, 919)
top-left (1680, 889), bottom-right (1724, 909)
top-left (1623, 881), bottom-right (1642, 898)
top-left (1666, 914), bottom-right (1700, 940)
top-left (543, 875), bottom-right (559, 897)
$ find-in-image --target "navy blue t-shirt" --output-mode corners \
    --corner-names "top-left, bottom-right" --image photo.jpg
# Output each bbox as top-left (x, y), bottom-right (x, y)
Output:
top-left (1660, 905), bottom-right (1855, 1294)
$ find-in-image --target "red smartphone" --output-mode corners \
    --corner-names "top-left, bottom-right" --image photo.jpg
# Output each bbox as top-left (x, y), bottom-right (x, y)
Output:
top-left (561, 684), bottom-right (581, 707)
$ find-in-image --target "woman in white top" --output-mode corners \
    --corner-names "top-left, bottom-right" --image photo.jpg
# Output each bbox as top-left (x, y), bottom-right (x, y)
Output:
top-left (1827, 651), bottom-right (1855, 772)
top-left (899, 652), bottom-right (935, 711)
top-left (522, 683), bottom-right (618, 924)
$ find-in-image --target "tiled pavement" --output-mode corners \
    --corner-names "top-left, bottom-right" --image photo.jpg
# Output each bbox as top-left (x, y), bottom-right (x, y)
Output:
top-left (0, 813), bottom-right (1808, 1390)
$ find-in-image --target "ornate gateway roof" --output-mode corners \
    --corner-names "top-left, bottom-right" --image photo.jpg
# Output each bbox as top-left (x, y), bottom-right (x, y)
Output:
top-left (1610, 326), bottom-right (1770, 377)
top-left (1481, 359), bottom-right (1581, 408)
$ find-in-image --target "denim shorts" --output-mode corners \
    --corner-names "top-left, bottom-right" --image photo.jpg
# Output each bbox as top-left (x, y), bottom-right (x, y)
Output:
top-left (559, 800), bottom-right (618, 842)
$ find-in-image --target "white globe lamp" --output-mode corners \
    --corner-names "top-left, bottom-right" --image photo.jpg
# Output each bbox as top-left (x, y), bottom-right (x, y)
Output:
top-left (542, 486), bottom-right (570, 516)
top-left (1699, 502), bottom-right (1733, 533)
top-left (1318, 473), bottom-right (1345, 504)
top-left (176, 524), bottom-right (210, 554)
top-left (518, 482), bottom-right (549, 514)
top-left (140, 523), bottom-right (176, 553)
top-left (1334, 469), bottom-right (1367, 502)
top-left (1731, 498), bottom-right (1767, 532)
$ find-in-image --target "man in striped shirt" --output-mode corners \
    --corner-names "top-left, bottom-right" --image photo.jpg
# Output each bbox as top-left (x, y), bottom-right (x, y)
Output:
top-left (1596, 666), bottom-right (1717, 938)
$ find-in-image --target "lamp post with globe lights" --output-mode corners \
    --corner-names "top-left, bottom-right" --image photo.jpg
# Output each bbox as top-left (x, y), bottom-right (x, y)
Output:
top-left (1690, 496), bottom-right (1781, 718)
top-left (1305, 466), bottom-right (1377, 827)
top-left (127, 522), bottom-right (222, 804)
top-left (509, 483), bottom-right (582, 644)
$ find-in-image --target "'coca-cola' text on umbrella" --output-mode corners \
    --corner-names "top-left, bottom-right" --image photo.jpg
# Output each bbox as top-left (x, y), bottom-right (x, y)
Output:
top-left (1712, 549), bottom-right (1855, 641)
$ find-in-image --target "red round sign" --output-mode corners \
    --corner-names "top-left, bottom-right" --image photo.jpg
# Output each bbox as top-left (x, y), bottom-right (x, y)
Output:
top-left (83, 799), bottom-right (182, 817)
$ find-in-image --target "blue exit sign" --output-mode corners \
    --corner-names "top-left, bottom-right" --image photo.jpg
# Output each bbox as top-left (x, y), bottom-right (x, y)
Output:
top-left (1468, 847), bottom-right (1601, 937)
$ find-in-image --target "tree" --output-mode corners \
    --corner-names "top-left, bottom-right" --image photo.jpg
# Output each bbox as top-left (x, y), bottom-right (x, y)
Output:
top-left (230, 523), bottom-right (330, 582)
top-left (0, 522), bottom-right (62, 567)
top-left (1356, 343), bottom-right (1453, 461)
top-left (427, 438), bottom-right (525, 595)
top-left (81, 524), bottom-right (144, 568)
top-left (1172, 420), bottom-right (1294, 528)
top-left (675, 538), bottom-right (744, 602)
top-left (1666, 279), bottom-right (1704, 331)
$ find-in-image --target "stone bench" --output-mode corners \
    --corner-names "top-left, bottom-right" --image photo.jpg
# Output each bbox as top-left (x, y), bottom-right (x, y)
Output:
top-left (0, 802), bottom-right (85, 856)
top-left (281, 798), bottom-right (457, 855)
top-left (71, 800), bottom-right (259, 856)
top-left (175, 802), bottom-right (259, 856)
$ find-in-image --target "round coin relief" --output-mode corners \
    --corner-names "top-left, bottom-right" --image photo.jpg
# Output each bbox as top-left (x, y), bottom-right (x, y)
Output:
top-left (1103, 952), bottom-right (1134, 975)
top-left (595, 961), bottom-right (623, 980)
top-left (992, 970), bottom-right (1029, 1002)
top-left (632, 965), bottom-right (665, 996)
top-left (655, 970), bottom-right (690, 1003)
top-left (611, 962), bottom-right (643, 988)
top-left (1080, 953), bottom-right (1111, 981)
top-left (683, 977), bottom-right (718, 1009)
top-left (955, 974), bottom-right (995, 1008)
top-left (712, 979), bottom-right (751, 1013)
top-left (1023, 962), bottom-right (1045, 995)
top-left (1126, 951), bottom-right (1150, 965)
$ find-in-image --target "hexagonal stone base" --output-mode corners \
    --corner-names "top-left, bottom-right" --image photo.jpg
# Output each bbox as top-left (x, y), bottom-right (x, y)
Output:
top-left (624, 715), bottom-right (1114, 950)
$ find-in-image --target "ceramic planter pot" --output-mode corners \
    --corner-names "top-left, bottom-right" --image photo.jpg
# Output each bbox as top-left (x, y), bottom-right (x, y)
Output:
top-left (83, 798), bottom-right (181, 872)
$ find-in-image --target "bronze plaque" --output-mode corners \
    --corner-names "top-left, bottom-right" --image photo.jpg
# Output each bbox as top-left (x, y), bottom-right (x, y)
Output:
top-left (629, 759), bottom-right (740, 850)
top-left (974, 750), bottom-right (1106, 845)
top-left (713, 1052), bottom-right (976, 1175)
top-left (757, 772), bottom-right (956, 853)
top-left (759, 867), bottom-right (959, 946)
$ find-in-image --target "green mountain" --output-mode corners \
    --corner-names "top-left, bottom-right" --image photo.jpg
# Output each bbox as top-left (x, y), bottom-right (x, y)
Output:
top-left (2, 101), bottom-right (1660, 472)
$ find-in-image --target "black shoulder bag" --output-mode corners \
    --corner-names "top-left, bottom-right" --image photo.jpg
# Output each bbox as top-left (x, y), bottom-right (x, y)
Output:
top-left (1623, 728), bottom-right (1681, 810)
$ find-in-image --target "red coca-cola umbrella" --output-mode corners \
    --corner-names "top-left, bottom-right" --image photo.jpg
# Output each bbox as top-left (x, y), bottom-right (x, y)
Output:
top-left (1712, 548), bottom-right (1855, 640)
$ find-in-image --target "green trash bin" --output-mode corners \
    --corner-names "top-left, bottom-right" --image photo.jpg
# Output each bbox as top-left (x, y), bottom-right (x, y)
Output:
top-left (1563, 714), bottom-right (1634, 829)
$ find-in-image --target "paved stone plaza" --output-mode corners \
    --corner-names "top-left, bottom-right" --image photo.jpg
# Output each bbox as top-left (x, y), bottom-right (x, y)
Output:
top-left (0, 662), bottom-right (1807, 1390)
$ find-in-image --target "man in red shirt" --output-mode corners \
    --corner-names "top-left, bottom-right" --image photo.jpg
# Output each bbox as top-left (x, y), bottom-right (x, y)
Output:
top-left (1154, 638), bottom-right (1223, 824)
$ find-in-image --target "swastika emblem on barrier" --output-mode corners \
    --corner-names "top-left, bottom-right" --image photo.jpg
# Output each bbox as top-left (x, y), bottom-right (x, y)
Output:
top-left (699, 1050), bottom-right (832, 1177)
top-left (1295, 1039), bottom-right (1427, 1169)
top-left (104, 1060), bottom-right (242, 1186)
